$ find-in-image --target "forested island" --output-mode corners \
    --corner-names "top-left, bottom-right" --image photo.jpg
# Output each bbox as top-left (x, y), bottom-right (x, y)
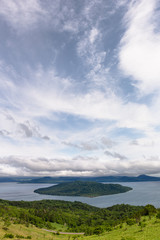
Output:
top-left (34, 181), bottom-right (132, 197)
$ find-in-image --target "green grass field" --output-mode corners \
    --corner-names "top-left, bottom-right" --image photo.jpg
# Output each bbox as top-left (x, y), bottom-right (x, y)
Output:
top-left (86, 217), bottom-right (160, 240)
top-left (0, 220), bottom-right (70, 240)
top-left (1, 216), bottom-right (160, 240)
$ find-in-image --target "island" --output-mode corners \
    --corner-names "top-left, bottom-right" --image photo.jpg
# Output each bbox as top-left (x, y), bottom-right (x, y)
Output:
top-left (34, 181), bottom-right (132, 197)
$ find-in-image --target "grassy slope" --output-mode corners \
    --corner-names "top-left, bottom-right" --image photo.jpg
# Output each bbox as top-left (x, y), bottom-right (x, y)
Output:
top-left (86, 217), bottom-right (160, 240)
top-left (0, 222), bottom-right (66, 240)
top-left (1, 217), bottom-right (160, 240)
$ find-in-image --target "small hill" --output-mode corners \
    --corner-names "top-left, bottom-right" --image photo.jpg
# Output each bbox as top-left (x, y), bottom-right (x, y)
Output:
top-left (34, 181), bottom-right (132, 197)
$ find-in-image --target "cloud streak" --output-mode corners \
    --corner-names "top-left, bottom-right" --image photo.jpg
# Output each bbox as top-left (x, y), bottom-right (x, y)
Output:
top-left (104, 150), bottom-right (128, 160)
top-left (119, 0), bottom-right (160, 95)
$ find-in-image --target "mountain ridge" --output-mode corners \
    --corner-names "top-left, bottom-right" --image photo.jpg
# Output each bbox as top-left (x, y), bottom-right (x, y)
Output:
top-left (18, 174), bottom-right (160, 184)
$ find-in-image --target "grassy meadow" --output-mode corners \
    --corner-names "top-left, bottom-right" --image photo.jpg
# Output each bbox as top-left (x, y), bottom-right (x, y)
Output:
top-left (87, 217), bottom-right (160, 240)
top-left (1, 216), bottom-right (160, 240)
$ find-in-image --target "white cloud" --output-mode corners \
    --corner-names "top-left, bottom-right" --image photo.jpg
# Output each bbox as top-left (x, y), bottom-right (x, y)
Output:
top-left (0, 0), bottom-right (83, 34)
top-left (119, 0), bottom-right (160, 95)
top-left (0, 153), bottom-right (160, 176)
top-left (0, 63), bottom-right (157, 133)
top-left (89, 28), bottom-right (99, 44)
top-left (77, 26), bottom-right (108, 89)
top-left (0, 0), bottom-right (47, 30)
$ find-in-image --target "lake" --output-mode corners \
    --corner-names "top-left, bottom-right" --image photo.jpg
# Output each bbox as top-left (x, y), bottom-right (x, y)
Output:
top-left (0, 182), bottom-right (160, 208)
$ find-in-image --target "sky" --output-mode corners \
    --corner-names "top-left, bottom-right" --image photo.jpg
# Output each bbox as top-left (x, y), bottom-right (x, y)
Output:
top-left (0, 0), bottom-right (160, 177)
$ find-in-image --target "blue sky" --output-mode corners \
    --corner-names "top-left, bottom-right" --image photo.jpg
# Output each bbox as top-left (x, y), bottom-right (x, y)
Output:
top-left (0, 0), bottom-right (160, 177)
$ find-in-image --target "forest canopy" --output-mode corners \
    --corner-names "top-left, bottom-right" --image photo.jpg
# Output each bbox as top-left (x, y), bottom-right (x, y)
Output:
top-left (34, 181), bottom-right (132, 197)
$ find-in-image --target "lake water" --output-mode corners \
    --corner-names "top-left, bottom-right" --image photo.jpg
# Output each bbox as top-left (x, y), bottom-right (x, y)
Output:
top-left (0, 182), bottom-right (160, 208)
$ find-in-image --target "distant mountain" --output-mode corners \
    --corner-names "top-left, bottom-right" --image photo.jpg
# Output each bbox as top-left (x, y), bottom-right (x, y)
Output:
top-left (0, 177), bottom-right (37, 183)
top-left (19, 174), bottom-right (160, 184)
top-left (23, 176), bottom-right (54, 183)
top-left (0, 175), bottom-right (158, 183)
top-left (34, 181), bottom-right (132, 197)
top-left (134, 175), bottom-right (160, 181)
top-left (0, 177), bottom-right (16, 182)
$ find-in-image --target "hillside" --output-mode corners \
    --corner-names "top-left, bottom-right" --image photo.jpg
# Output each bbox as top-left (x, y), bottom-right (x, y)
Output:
top-left (1, 215), bottom-right (160, 240)
top-left (0, 199), bottom-right (158, 239)
top-left (0, 199), bottom-right (145, 236)
top-left (34, 181), bottom-right (132, 197)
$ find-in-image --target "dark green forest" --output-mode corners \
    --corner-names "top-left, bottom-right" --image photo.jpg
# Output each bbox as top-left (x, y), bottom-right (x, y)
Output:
top-left (34, 181), bottom-right (132, 197)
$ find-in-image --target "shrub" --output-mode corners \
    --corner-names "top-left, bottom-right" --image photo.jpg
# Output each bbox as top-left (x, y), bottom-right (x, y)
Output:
top-left (16, 234), bottom-right (24, 238)
top-left (126, 219), bottom-right (136, 226)
top-left (4, 233), bottom-right (14, 238)
top-left (106, 226), bottom-right (112, 231)
top-left (156, 212), bottom-right (160, 219)
top-left (138, 221), bottom-right (146, 230)
top-left (142, 205), bottom-right (156, 216)
top-left (2, 227), bottom-right (9, 231)
top-left (93, 226), bottom-right (103, 235)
